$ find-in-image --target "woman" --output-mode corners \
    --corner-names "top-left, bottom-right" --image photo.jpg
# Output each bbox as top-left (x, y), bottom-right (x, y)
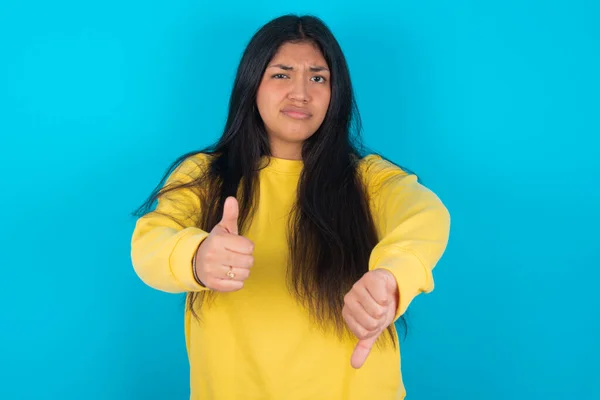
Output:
top-left (131, 14), bottom-right (450, 399)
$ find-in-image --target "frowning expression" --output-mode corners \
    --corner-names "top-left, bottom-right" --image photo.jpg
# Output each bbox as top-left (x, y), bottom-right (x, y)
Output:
top-left (256, 41), bottom-right (331, 158)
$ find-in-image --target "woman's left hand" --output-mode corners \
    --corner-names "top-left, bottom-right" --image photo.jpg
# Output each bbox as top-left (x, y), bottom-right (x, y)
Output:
top-left (342, 269), bottom-right (399, 369)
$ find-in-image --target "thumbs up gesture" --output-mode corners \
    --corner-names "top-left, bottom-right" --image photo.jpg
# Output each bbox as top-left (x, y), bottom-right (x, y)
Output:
top-left (194, 197), bottom-right (255, 292)
top-left (342, 269), bottom-right (399, 369)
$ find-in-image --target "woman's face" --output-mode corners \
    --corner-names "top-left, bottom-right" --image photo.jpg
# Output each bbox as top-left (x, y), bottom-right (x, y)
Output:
top-left (256, 41), bottom-right (331, 159)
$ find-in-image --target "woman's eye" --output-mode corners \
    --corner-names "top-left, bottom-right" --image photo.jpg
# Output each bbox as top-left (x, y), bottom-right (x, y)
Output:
top-left (272, 74), bottom-right (288, 79)
top-left (311, 76), bottom-right (327, 83)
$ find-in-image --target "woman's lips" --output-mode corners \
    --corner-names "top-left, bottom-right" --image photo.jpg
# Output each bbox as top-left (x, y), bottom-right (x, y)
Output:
top-left (281, 106), bottom-right (312, 120)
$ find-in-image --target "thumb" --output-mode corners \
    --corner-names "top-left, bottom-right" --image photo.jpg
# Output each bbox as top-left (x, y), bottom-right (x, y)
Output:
top-left (350, 333), bottom-right (380, 369)
top-left (218, 196), bottom-right (239, 235)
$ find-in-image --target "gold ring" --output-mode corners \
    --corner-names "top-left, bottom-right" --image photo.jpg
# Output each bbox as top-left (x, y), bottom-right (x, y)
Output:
top-left (226, 267), bottom-right (235, 279)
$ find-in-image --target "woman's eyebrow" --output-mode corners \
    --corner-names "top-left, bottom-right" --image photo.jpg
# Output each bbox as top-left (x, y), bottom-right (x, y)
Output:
top-left (268, 63), bottom-right (330, 72)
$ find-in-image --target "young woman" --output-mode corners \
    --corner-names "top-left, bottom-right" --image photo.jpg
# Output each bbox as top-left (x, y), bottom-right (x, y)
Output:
top-left (131, 14), bottom-right (450, 400)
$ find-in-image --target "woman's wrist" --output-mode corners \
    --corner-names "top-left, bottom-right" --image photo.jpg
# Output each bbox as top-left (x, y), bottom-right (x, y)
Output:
top-left (192, 250), bottom-right (206, 288)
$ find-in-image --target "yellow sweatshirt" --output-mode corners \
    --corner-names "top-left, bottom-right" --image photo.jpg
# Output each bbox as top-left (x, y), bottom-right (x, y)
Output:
top-left (131, 153), bottom-right (450, 400)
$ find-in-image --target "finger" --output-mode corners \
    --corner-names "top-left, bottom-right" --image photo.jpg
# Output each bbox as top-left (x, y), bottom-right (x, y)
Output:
top-left (352, 284), bottom-right (387, 320)
top-left (218, 196), bottom-right (239, 235)
top-left (342, 305), bottom-right (375, 340)
top-left (351, 334), bottom-right (379, 369)
top-left (216, 265), bottom-right (250, 281)
top-left (364, 272), bottom-right (391, 307)
top-left (222, 251), bottom-right (254, 269)
top-left (344, 292), bottom-right (381, 333)
top-left (221, 234), bottom-right (255, 255)
top-left (210, 278), bottom-right (244, 292)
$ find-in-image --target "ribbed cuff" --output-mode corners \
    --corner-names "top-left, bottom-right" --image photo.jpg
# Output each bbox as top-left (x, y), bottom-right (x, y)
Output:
top-left (169, 228), bottom-right (211, 292)
top-left (370, 247), bottom-right (433, 321)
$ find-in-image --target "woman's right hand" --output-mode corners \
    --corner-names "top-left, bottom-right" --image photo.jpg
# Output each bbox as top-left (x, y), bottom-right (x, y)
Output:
top-left (194, 196), bottom-right (255, 292)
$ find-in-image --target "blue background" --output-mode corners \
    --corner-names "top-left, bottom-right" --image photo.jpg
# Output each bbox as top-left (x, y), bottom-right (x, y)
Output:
top-left (1, 0), bottom-right (598, 399)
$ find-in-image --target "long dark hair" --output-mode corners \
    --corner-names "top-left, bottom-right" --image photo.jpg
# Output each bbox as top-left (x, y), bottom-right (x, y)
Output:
top-left (134, 14), bottom-right (407, 344)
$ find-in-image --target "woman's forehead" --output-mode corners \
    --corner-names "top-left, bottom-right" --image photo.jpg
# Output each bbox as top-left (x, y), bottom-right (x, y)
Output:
top-left (270, 42), bottom-right (327, 66)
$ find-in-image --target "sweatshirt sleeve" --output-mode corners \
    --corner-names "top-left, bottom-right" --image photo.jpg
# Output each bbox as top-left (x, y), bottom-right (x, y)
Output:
top-left (363, 156), bottom-right (451, 320)
top-left (130, 154), bottom-right (211, 293)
